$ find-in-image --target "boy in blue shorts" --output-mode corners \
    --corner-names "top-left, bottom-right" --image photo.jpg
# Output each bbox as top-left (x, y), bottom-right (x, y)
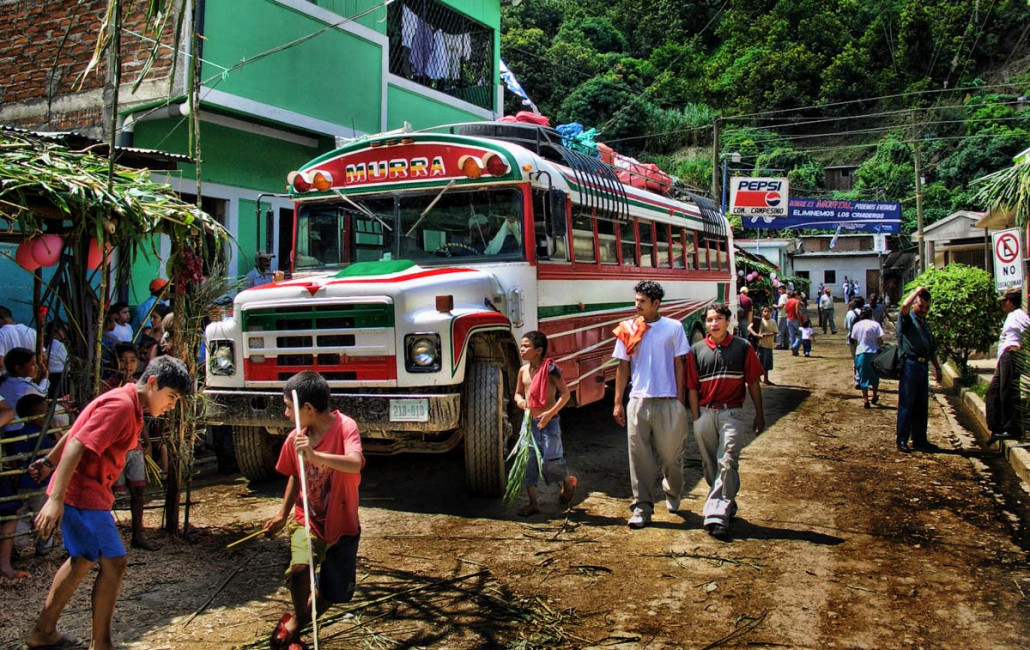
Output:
top-left (25, 356), bottom-right (189, 650)
top-left (513, 331), bottom-right (576, 516)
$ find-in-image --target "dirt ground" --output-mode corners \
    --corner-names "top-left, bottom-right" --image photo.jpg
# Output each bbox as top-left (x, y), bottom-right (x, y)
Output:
top-left (3, 326), bottom-right (1030, 649)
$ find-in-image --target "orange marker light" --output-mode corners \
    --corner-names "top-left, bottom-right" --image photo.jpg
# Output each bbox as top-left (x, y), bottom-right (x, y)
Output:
top-left (312, 171), bottom-right (333, 192)
top-left (461, 157), bottom-right (482, 179)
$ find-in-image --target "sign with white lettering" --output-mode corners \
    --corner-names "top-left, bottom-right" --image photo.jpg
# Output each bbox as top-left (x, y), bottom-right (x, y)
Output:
top-left (742, 198), bottom-right (901, 233)
top-left (729, 177), bottom-right (789, 218)
top-left (993, 228), bottom-right (1024, 291)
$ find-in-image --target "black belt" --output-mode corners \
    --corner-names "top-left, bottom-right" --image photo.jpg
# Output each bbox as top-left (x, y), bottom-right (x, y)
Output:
top-left (905, 355), bottom-right (929, 363)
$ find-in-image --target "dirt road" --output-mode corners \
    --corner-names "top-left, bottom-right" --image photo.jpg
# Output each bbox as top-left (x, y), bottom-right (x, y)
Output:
top-left (3, 331), bottom-right (1030, 648)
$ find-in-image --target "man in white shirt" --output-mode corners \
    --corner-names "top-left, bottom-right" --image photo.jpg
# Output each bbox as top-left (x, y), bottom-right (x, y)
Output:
top-left (483, 216), bottom-right (522, 255)
top-left (612, 281), bottom-right (689, 529)
top-left (818, 287), bottom-right (837, 334)
top-left (774, 286), bottom-right (789, 348)
top-left (986, 288), bottom-right (1030, 445)
top-left (0, 305), bottom-right (37, 370)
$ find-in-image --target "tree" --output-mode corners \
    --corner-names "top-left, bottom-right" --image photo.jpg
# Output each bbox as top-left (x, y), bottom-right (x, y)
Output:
top-left (556, 77), bottom-right (653, 153)
top-left (905, 265), bottom-right (1000, 371)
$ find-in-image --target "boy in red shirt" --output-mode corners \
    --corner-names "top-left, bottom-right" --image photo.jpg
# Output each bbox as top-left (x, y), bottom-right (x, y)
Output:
top-left (685, 304), bottom-right (765, 541)
top-left (25, 356), bottom-right (189, 650)
top-left (264, 371), bottom-right (363, 649)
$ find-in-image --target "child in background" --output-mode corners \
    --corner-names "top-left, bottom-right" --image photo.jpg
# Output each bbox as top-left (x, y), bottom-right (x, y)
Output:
top-left (11, 394), bottom-right (58, 558)
top-left (44, 321), bottom-right (68, 400)
top-left (0, 395), bottom-right (22, 578)
top-left (513, 330), bottom-right (576, 516)
top-left (747, 306), bottom-right (778, 385)
top-left (263, 371), bottom-right (363, 650)
top-left (799, 318), bottom-right (815, 357)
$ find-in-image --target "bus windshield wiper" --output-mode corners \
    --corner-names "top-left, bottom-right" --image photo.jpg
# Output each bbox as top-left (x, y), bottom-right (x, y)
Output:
top-left (335, 191), bottom-right (393, 231)
top-left (404, 180), bottom-right (456, 238)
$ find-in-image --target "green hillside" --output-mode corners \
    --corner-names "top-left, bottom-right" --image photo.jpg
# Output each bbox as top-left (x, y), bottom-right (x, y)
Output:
top-left (500, 0), bottom-right (1030, 234)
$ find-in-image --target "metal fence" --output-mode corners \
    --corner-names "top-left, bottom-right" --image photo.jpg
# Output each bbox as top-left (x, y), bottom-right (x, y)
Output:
top-left (388, 0), bottom-right (495, 111)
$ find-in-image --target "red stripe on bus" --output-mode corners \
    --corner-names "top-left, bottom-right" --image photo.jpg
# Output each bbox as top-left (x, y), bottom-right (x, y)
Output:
top-left (244, 356), bottom-right (397, 381)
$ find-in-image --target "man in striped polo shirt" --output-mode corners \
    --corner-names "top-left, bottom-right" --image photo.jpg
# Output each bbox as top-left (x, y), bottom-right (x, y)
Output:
top-left (685, 304), bottom-right (765, 541)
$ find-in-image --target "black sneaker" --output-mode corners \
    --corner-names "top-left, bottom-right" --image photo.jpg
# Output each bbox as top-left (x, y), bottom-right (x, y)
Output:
top-left (706, 523), bottom-right (730, 540)
top-left (897, 442), bottom-right (912, 453)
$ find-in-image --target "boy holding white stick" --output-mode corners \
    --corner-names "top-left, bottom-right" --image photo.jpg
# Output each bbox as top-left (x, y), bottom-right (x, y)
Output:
top-left (264, 371), bottom-right (363, 650)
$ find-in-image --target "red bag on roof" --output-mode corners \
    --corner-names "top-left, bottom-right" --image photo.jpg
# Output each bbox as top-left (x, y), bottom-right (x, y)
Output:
top-left (615, 158), bottom-right (672, 194)
top-left (514, 111), bottom-right (550, 127)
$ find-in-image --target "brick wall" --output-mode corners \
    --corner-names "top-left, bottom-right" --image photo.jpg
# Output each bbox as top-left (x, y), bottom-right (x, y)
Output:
top-left (0, 0), bottom-right (181, 131)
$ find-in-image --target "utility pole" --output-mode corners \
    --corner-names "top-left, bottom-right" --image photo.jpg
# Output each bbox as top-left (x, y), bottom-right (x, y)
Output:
top-left (911, 110), bottom-right (926, 273)
top-left (711, 117), bottom-right (720, 199)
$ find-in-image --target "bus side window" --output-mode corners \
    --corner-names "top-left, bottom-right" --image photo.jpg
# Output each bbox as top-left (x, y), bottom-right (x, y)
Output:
top-left (698, 235), bottom-right (710, 270)
top-left (684, 231), bottom-right (698, 269)
top-left (533, 190), bottom-right (568, 262)
top-left (655, 223), bottom-right (672, 268)
top-left (572, 214), bottom-right (597, 263)
top-left (597, 215), bottom-right (618, 265)
top-left (619, 220), bottom-right (637, 267)
top-left (673, 228), bottom-right (686, 269)
top-left (639, 220), bottom-right (655, 267)
top-left (716, 236), bottom-right (729, 270)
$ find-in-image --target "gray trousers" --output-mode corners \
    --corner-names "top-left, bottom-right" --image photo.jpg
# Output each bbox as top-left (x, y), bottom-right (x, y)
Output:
top-left (693, 406), bottom-right (746, 527)
top-left (627, 397), bottom-right (688, 514)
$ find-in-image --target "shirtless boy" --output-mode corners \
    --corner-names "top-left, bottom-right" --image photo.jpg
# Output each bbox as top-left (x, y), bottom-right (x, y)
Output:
top-left (513, 331), bottom-right (576, 516)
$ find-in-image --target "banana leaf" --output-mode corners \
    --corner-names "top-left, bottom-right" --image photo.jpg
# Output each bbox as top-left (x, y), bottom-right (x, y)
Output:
top-left (503, 410), bottom-right (544, 509)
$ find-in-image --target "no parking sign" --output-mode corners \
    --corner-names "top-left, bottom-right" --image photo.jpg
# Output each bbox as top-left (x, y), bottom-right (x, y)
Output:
top-left (992, 228), bottom-right (1024, 291)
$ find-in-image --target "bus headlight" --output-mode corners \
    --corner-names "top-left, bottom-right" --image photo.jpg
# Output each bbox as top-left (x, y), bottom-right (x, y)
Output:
top-left (208, 340), bottom-right (236, 376)
top-left (405, 334), bottom-right (441, 373)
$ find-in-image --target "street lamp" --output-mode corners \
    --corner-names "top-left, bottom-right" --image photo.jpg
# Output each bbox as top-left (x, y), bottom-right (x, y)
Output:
top-left (720, 151), bottom-right (742, 215)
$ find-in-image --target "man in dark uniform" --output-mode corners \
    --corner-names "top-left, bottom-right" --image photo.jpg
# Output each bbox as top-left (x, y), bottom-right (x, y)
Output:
top-left (896, 286), bottom-right (943, 453)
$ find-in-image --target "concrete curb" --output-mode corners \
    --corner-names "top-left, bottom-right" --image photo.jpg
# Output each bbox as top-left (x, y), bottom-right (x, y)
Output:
top-left (941, 362), bottom-right (1030, 487)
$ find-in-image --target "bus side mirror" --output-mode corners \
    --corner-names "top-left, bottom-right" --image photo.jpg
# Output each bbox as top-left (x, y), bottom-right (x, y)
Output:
top-left (546, 189), bottom-right (567, 237)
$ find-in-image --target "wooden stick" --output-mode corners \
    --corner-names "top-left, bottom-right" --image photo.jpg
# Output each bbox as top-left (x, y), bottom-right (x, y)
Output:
top-left (226, 529), bottom-right (266, 549)
top-left (181, 552), bottom-right (255, 627)
top-left (292, 389), bottom-right (320, 650)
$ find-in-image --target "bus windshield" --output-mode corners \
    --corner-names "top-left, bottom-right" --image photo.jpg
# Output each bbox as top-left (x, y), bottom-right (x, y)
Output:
top-left (294, 188), bottom-right (525, 269)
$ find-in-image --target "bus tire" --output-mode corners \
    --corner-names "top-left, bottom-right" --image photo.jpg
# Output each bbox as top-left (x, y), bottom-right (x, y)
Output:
top-left (464, 362), bottom-right (508, 497)
top-left (690, 324), bottom-right (706, 345)
top-left (233, 426), bottom-right (279, 481)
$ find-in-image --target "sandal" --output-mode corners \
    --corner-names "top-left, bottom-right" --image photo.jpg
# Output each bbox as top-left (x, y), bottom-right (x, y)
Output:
top-left (270, 613), bottom-right (296, 650)
top-left (559, 476), bottom-right (578, 506)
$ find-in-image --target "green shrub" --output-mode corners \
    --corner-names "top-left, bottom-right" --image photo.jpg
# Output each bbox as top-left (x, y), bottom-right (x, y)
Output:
top-left (905, 264), bottom-right (1001, 371)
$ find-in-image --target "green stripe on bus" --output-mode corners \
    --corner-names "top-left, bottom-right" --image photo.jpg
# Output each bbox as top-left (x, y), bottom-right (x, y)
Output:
top-left (242, 304), bottom-right (394, 331)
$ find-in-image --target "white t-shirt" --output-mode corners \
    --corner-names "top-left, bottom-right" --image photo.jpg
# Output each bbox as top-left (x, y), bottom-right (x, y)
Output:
top-left (0, 323), bottom-right (36, 357)
top-left (47, 339), bottom-right (67, 373)
top-left (998, 308), bottom-right (1030, 357)
top-left (818, 294), bottom-right (834, 310)
top-left (612, 316), bottom-right (689, 398)
top-left (851, 319), bottom-right (884, 355)
top-left (111, 322), bottom-right (133, 343)
top-left (800, 326), bottom-right (814, 340)
top-left (776, 293), bottom-right (788, 308)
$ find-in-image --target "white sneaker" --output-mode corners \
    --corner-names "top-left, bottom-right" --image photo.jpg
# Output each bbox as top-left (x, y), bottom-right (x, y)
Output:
top-left (627, 508), bottom-right (650, 529)
top-left (666, 497), bottom-right (681, 513)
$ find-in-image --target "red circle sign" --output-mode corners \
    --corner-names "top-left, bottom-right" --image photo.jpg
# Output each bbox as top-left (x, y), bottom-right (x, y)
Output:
top-left (995, 232), bottom-right (1020, 265)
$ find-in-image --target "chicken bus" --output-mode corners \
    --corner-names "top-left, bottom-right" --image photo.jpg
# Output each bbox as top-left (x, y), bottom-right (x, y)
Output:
top-left (204, 120), bottom-right (735, 496)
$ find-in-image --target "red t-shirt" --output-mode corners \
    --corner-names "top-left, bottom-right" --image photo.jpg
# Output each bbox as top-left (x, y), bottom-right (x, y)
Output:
top-left (52, 384), bottom-right (143, 510)
top-left (276, 411), bottom-right (363, 546)
top-left (785, 298), bottom-right (800, 321)
top-left (684, 334), bottom-right (765, 409)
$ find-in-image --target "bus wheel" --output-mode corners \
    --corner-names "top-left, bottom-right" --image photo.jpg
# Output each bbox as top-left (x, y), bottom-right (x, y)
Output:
top-left (690, 325), bottom-right (706, 345)
top-left (233, 426), bottom-right (279, 481)
top-left (464, 362), bottom-right (508, 497)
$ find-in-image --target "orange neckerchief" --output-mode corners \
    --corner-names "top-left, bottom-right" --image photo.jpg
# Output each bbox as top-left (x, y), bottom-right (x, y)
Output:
top-left (527, 359), bottom-right (558, 409)
top-left (613, 316), bottom-right (650, 355)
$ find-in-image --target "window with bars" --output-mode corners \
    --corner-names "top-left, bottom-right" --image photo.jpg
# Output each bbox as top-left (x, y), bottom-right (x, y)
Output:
top-left (388, 0), bottom-right (495, 111)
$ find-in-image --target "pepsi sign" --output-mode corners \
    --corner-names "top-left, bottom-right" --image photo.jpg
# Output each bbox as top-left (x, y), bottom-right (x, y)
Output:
top-left (729, 177), bottom-right (789, 217)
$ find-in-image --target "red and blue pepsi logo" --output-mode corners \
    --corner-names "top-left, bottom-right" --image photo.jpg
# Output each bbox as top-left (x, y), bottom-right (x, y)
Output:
top-left (733, 180), bottom-right (784, 209)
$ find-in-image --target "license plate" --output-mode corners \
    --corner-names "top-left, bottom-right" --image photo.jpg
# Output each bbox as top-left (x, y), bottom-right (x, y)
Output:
top-left (389, 398), bottom-right (429, 422)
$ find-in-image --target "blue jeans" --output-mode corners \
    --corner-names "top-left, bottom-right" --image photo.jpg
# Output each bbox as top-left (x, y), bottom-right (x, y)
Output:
top-left (523, 417), bottom-right (568, 487)
top-left (787, 320), bottom-right (801, 350)
top-left (896, 359), bottom-right (929, 445)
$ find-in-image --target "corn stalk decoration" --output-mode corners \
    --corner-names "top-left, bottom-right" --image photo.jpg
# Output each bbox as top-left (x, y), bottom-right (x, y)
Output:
top-left (503, 411), bottom-right (543, 509)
